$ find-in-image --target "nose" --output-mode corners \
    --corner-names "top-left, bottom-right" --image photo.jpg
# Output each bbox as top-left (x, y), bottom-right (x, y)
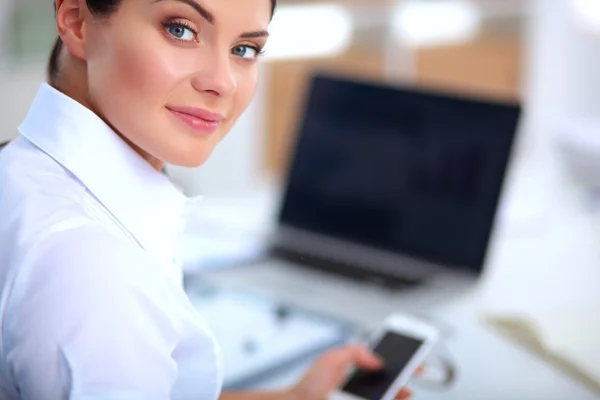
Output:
top-left (190, 50), bottom-right (237, 98)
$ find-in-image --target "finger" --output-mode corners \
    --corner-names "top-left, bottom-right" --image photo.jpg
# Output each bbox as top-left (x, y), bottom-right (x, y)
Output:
top-left (395, 388), bottom-right (412, 399)
top-left (415, 365), bottom-right (425, 376)
top-left (347, 344), bottom-right (384, 369)
top-left (323, 345), bottom-right (383, 371)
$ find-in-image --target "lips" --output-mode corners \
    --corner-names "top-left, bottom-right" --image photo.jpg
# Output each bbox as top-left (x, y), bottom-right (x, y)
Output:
top-left (167, 106), bottom-right (224, 135)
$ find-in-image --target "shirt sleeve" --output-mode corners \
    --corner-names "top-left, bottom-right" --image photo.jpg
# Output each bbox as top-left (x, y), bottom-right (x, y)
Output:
top-left (2, 224), bottom-right (181, 400)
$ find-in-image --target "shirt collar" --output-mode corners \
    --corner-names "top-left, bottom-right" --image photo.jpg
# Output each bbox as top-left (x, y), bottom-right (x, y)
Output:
top-left (18, 83), bottom-right (191, 262)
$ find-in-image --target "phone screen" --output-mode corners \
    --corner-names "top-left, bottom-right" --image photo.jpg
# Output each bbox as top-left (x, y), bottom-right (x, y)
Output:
top-left (341, 332), bottom-right (423, 400)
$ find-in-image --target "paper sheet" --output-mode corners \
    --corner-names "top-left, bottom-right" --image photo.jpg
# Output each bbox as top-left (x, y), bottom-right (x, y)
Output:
top-left (534, 305), bottom-right (600, 383)
top-left (485, 306), bottom-right (600, 397)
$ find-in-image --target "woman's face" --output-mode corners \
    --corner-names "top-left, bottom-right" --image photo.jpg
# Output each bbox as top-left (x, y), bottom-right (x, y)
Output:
top-left (83, 0), bottom-right (272, 168)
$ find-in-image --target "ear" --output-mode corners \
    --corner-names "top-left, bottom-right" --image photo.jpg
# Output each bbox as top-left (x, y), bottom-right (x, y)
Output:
top-left (56, 0), bottom-right (89, 61)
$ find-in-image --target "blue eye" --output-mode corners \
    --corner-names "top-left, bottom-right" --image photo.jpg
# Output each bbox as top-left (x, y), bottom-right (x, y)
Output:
top-left (232, 45), bottom-right (260, 60)
top-left (166, 23), bottom-right (196, 41)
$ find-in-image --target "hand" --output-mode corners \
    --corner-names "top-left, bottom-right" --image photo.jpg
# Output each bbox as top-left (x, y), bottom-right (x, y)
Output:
top-left (287, 344), bottom-right (420, 400)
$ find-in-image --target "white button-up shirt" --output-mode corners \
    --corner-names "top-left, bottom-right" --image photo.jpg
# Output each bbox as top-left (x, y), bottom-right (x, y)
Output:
top-left (0, 83), bottom-right (223, 399)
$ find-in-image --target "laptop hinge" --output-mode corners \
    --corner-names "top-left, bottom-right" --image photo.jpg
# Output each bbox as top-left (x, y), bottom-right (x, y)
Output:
top-left (268, 225), bottom-right (448, 289)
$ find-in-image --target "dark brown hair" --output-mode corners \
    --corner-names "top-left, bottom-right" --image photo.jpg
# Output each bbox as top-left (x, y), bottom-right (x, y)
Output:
top-left (47, 0), bottom-right (277, 84)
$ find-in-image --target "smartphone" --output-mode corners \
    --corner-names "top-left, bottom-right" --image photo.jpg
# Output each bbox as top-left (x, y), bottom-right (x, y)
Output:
top-left (330, 313), bottom-right (439, 400)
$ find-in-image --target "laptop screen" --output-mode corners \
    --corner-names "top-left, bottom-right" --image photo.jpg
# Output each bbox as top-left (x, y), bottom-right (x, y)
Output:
top-left (277, 74), bottom-right (521, 273)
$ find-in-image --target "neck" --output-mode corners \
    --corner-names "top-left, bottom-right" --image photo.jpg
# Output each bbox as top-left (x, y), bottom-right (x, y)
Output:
top-left (52, 57), bottom-right (165, 172)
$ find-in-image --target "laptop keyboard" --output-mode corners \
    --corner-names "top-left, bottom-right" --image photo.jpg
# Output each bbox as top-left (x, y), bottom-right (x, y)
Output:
top-left (268, 245), bottom-right (422, 291)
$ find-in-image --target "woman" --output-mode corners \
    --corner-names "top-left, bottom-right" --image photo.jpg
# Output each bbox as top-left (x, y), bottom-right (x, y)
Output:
top-left (0, 0), bottom-right (416, 398)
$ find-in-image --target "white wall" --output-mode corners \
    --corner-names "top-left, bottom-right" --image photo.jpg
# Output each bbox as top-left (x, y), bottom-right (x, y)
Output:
top-left (0, 63), bottom-right (46, 143)
top-left (505, 0), bottom-right (600, 315)
top-left (0, 0), bottom-right (13, 62)
top-left (520, 0), bottom-right (600, 208)
top-left (523, 0), bottom-right (600, 145)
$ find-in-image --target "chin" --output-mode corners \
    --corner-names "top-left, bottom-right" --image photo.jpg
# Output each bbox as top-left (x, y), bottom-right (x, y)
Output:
top-left (162, 146), bottom-right (213, 169)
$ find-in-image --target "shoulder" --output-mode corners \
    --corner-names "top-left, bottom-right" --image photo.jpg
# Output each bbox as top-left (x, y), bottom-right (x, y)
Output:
top-left (1, 224), bottom-right (180, 399)
top-left (0, 135), bottom-right (86, 207)
top-left (17, 223), bottom-right (158, 300)
top-left (3, 222), bottom-right (179, 362)
top-left (0, 136), bottom-right (88, 249)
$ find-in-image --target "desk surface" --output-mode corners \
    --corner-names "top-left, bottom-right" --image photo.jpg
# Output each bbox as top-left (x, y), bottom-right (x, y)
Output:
top-left (202, 260), bottom-right (598, 400)
top-left (223, 295), bottom-right (598, 400)
top-left (183, 165), bottom-right (600, 399)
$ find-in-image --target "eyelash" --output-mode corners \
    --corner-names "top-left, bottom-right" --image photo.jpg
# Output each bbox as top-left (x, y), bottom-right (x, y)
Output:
top-left (161, 19), bottom-right (198, 42)
top-left (162, 18), bottom-right (265, 60)
top-left (240, 44), bottom-right (266, 59)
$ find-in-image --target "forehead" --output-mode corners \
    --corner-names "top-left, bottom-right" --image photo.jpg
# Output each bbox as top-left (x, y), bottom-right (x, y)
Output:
top-left (215, 0), bottom-right (272, 29)
top-left (150, 0), bottom-right (272, 27)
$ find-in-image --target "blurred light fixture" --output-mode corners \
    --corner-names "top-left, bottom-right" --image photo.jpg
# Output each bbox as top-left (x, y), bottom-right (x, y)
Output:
top-left (571, 0), bottom-right (600, 36)
top-left (391, 0), bottom-right (481, 48)
top-left (264, 4), bottom-right (353, 61)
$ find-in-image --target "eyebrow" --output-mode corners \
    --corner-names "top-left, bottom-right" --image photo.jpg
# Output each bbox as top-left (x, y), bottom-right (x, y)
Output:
top-left (240, 30), bottom-right (269, 39)
top-left (153, 0), bottom-right (270, 39)
top-left (153, 0), bottom-right (215, 24)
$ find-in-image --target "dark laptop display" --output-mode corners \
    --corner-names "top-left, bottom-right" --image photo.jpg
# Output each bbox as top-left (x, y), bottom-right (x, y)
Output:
top-left (277, 74), bottom-right (521, 274)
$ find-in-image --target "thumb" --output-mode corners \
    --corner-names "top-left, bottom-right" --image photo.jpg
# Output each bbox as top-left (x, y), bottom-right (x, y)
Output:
top-left (345, 344), bottom-right (384, 370)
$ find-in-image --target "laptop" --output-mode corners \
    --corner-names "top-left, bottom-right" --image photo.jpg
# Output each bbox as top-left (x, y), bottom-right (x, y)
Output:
top-left (204, 72), bottom-right (522, 322)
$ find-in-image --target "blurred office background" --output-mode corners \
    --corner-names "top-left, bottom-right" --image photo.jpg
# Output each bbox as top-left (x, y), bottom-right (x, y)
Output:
top-left (1, 0), bottom-right (600, 197)
top-left (1, 0), bottom-right (600, 343)
top-left (1, 0), bottom-right (600, 396)
top-left (3, 0), bottom-right (599, 275)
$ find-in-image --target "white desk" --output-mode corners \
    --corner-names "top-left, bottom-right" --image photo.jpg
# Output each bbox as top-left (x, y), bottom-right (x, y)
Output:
top-left (231, 308), bottom-right (597, 400)
top-left (198, 256), bottom-right (598, 400)
top-left (181, 161), bottom-right (600, 399)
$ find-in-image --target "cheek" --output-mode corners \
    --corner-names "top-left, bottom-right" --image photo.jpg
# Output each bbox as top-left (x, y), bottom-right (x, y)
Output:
top-left (86, 27), bottom-right (199, 149)
top-left (94, 34), bottom-right (186, 106)
top-left (224, 69), bottom-right (258, 131)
